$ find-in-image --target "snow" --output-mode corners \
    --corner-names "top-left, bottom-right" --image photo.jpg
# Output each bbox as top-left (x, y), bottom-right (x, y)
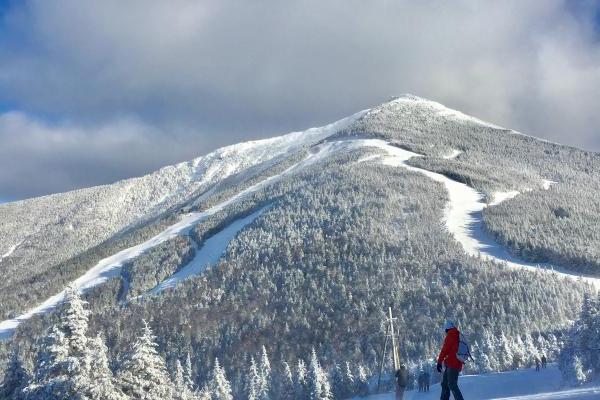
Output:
top-left (443, 149), bottom-right (463, 160)
top-left (0, 137), bottom-right (355, 339)
top-left (143, 206), bottom-right (269, 296)
top-left (390, 95), bottom-right (505, 130)
top-left (542, 179), bottom-right (557, 190)
top-left (359, 365), bottom-right (600, 400)
top-left (0, 242), bottom-right (19, 263)
top-left (356, 139), bottom-right (600, 289)
top-left (489, 191), bottom-right (520, 206)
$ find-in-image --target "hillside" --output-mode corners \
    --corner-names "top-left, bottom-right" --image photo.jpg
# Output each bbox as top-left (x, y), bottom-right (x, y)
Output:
top-left (0, 95), bottom-right (598, 398)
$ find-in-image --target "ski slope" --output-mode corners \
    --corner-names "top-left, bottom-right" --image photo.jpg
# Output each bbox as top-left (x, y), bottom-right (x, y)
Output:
top-left (356, 139), bottom-right (600, 289)
top-left (359, 365), bottom-right (600, 400)
top-left (143, 206), bottom-right (269, 296)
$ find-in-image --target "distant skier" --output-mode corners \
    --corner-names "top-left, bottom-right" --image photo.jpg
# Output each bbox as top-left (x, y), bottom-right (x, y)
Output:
top-left (424, 370), bottom-right (430, 392)
top-left (541, 355), bottom-right (547, 368)
top-left (418, 372), bottom-right (424, 392)
top-left (395, 364), bottom-right (409, 400)
top-left (437, 321), bottom-right (464, 400)
top-left (535, 357), bottom-right (540, 372)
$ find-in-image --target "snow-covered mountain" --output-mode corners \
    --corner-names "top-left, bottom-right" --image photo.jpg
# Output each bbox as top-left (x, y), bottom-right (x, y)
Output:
top-left (1, 95), bottom-right (599, 397)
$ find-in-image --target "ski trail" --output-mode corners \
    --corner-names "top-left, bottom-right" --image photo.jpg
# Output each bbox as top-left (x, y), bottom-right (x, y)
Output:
top-left (141, 205), bottom-right (269, 297)
top-left (355, 139), bottom-right (600, 289)
top-left (0, 143), bottom-right (340, 339)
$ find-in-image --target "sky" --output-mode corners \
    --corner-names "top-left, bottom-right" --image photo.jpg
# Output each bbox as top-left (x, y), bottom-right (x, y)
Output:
top-left (1, 0), bottom-right (600, 201)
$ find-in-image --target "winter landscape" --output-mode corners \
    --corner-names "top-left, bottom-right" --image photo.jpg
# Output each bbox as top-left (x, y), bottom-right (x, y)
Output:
top-left (1, 1), bottom-right (600, 400)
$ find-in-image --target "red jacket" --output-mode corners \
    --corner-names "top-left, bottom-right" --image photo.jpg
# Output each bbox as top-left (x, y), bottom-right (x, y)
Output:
top-left (437, 327), bottom-right (463, 371)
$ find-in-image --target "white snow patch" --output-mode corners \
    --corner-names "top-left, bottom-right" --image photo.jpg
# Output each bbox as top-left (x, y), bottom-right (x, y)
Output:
top-left (542, 179), bottom-right (557, 190)
top-left (489, 191), bottom-right (520, 206)
top-left (144, 206), bottom-right (268, 296)
top-left (358, 365), bottom-right (600, 400)
top-left (443, 149), bottom-right (463, 160)
top-left (0, 242), bottom-right (20, 263)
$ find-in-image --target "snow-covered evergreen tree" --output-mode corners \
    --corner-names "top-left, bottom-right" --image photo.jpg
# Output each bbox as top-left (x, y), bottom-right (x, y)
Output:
top-left (355, 365), bottom-right (369, 397)
top-left (86, 334), bottom-right (123, 400)
top-left (330, 363), bottom-right (347, 400)
top-left (174, 359), bottom-right (197, 400)
top-left (306, 349), bottom-right (332, 400)
top-left (258, 346), bottom-right (271, 400)
top-left (0, 347), bottom-right (29, 400)
top-left (26, 326), bottom-right (80, 400)
top-left (279, 361), bottom-right (295, 399)
top-left (294, 359), bottom-right (307, 400)
top-left (117, 321), bottom-right (174, 399)
top-left (343, 361), bottom-right (354, 394)
top-left (245, 357), bottom-right (260, 400)
top-left (205, 358), bottom-right (232, 400)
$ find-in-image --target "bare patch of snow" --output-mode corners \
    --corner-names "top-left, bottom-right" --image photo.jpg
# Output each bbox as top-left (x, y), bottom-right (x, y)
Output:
top-left (443, 149), bottom-right (463, 160)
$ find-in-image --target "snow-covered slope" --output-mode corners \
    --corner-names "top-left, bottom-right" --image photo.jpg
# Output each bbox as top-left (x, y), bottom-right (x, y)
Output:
top-left (360, 365), bottom-right (600, 400)
top-left (1, 94), bottom-right (597, 348)
top-left (0, 110), bottom-right (366, 298)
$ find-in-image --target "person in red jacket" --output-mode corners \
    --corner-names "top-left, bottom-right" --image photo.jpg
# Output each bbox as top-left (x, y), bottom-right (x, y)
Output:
top-left (436, 321), bottom-right (464, 400)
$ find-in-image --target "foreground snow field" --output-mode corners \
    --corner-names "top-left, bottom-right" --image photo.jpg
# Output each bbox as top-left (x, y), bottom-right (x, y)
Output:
top-left (359, 365), bottom-right (600, 400)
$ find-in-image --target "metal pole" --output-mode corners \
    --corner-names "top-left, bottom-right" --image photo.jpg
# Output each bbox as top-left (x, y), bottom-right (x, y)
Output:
top-left (389, 307), bottom-right (399, 370)
top-left (377, 324), bottom-right (390, 393)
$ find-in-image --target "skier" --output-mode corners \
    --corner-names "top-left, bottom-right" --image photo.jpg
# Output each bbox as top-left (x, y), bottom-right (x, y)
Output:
top-left (424, 370), bottom-right (430, 392)
top-left (541, 355), bottom-right (547, 368)
top-left (395, 364), bottom-right (409, 400)
top-left (436, 321), bottom-right (464, 400)
top-left (535, 357), bottom-right (540, 372)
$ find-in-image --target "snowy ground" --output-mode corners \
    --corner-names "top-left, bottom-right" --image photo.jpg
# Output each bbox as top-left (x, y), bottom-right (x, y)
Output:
top-left (359, 365), bottom-right (600, 400)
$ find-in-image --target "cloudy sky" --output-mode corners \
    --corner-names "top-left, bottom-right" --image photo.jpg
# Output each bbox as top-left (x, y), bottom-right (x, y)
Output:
top-left (1, 0), bottom-right (600, 201)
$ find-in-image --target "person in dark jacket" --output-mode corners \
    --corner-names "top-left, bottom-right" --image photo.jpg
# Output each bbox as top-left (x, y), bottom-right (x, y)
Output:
top-left (437, 321), bottom-right (464, 400)
top-left (395, 364), bottom-right (409, 400)
top-left (541, 355), bottom-right (547, 368)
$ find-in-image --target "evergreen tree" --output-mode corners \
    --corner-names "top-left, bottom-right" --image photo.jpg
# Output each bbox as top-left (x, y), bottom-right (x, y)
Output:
top-left (279, 361), bottom-right (295, 400)
top-left (258, 346), bottom-right (271, 400)
top-left (25, 286), bottom-right (92, 400)
top-left (294, 359), bottom-right (307, 400)
top-left (25, 326), bottom-right (69, 399)
top-left (355, 365), bottom-right (369, 397)
top-left (0, 347), bottom-right (29, 400)
top-left (205, 358), bottom-right (232, 400)
top-left (330, 363), bottom-right (346, 400)
top-left (174, 359), bottom-right (197, 400)
top-left (117, 321), bottom-right (174, 400)
top-left (86, 334), bottom-right (123, 400)
top-left (343, 361), bottom-right (354, 395)
top-left (245, 357), bottom-right (260, 400)
top-left (306, 349), bottom-right (332, 400)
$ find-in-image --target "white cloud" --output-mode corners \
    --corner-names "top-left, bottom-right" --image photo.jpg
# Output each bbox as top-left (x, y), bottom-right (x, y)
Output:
top-left (0, 0), bottom-right (599, 198)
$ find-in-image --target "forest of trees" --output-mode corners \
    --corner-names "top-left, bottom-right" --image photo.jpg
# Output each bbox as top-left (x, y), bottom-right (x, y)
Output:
top-left (1, 285), bottom-right (567, 399)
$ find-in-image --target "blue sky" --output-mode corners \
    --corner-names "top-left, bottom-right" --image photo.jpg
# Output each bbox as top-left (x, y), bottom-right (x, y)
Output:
top-left (1, 0), bottom-right (600, 202)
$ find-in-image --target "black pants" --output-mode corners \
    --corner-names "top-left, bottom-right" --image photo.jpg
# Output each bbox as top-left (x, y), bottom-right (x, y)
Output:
top-left (441, 367), bottom-right (464, 400)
